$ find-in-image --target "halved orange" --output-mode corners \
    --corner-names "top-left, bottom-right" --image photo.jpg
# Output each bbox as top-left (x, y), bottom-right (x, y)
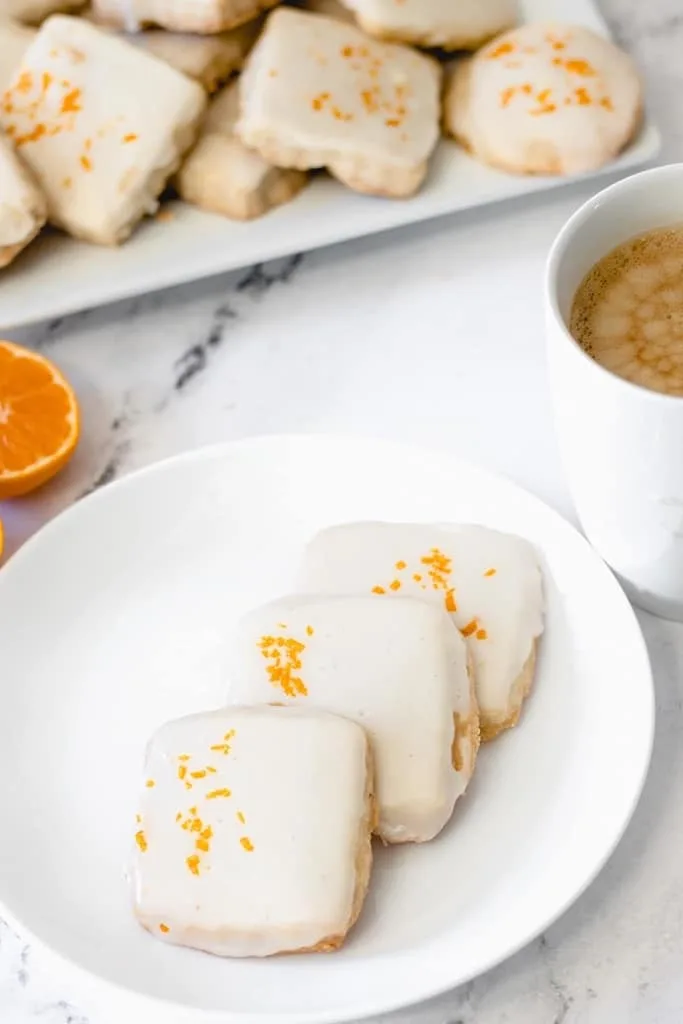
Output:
top-left (0, 340), bottom-right (80, 499)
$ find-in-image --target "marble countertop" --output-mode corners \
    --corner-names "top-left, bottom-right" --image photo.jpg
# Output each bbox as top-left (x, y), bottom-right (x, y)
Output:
top-left (3, 0), bottom-right (683, 1021)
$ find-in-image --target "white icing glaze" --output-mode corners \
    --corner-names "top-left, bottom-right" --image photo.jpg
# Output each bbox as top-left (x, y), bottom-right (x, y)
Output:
top-left (131, 706), bottom-right (371, 958)
top-left (0, 131), bottom-right (46, 252)
top-left (236, 8), bottom-right (441, 188)
top-left (91, 0), bottom-right (278, 33)
top-left (230, 594), bottom-right (476, 843)
top-left (339, 0), bottom-right (517, 49)
top-left (0, 19), bottom-right (35, 91)
top-left (0, 15), bottom-right (206, 245)
top-left (297, 523), bottom-right (544, 732)
top-left (444, 22), bottom-right (642, 176)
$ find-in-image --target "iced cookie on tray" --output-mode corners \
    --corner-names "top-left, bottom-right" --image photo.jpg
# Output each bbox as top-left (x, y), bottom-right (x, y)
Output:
top-left (131, 705), bottom-right (374, 957)
top-left (236, 7), bottom-right (441, 197)
top-left (90, 0), bottom-right (280, 33)
top-left (0, 131), bottom-right (46, 268)
top-left (336, 0), bottom-right (517, 51)
top-left (1, 15), bottom-right (206, 244)
top-left (230, 594), bottom-right (478, 843)
top-left (444, 22), bottom-right (642, 176)
top-left (297, 522), bottom-right (544, 741)
top-left (177, 80), bottom-right (308, 218)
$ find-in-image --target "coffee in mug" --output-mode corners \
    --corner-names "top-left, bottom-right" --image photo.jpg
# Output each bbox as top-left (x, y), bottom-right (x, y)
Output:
top-left (569, 224), bottom-right (683, 396)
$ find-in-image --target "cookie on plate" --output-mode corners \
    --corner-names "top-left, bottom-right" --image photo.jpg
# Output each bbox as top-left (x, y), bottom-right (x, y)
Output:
top-left (0, 131), bottom-right (46, 267)
top-left (178, 80), bottom-right (307, 218)
top-left (236, 7), bottom-right (441, 197)
top-left (128, 21), bottom-right (260, 91)
top-left (0, 20), bottom-right (35, 91)
top-left (297, 522), bottom-right (544, 742)
top-left (1, 16), bottom-right (206, 244)
top-left (90, 0), bottom-right (280, 33)
top-left (6, 0), bottom-right (84, 24)
top-left (337, 0), bottom-right (517, 51)
top-left (131, 705), bottom-right (374, 957)
top-left (303, 0), bottom-right (355, 23)
top-left (443, 23), bottom-right (642, 176)
top-left (230, 594), bottom-right (478, 843)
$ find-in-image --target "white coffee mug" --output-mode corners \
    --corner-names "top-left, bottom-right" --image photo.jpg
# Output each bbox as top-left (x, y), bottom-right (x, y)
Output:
top-left (546, 163), bottom-right (683, 621)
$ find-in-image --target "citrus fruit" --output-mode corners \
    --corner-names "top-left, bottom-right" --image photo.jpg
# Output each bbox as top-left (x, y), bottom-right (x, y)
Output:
top-left (0, 340), bottom-right (80, 499)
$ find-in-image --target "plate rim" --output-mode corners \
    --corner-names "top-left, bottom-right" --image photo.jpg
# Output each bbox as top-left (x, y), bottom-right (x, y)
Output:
top-left (0, 434), bottom-right (655, 1023)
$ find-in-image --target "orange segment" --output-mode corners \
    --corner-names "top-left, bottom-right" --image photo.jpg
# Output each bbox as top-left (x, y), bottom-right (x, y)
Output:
top-left (0, 340), bottom-right (79, 499)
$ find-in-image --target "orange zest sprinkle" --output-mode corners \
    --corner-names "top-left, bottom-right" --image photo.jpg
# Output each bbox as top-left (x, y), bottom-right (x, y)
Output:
top-left (461, 619), bottom-right (479, 638)
top-left (236, 811), bottom-right (246, 824)
top-left (41, 72), bottom-right (53, 92)
top-left (206, 766), bottom-right (217, 774)
top-left (240, 837), bottom-right (254, 852)
top-left (80, 154), bottom-right (92, 171)
top-left (306, 625), bottom-right (314, 636)
top-left (210, 744), bottom-right (230, 754)
top-left (488, 41), bottom-right (515, 59)
top-left (341, 45), bottom-right (353, 57)
top-left (178, 754), bottom-right (191, 761)
top-left (484, 568), bottom-right (497, 577)
top-left (600, 96), bottom-right (614, 111)
top-left (135, 813), bottom-right (142, 823)
top-left (574, 87), bottom-right (591, 106)
top-left (186, 854), bottom-right (200, 875)
top-left (207, 788), bottom-right (232, 799)
top-left (258, 634), bottom-right (309, 697)
top-left (500, 86), bottom-right (516, 108)
top-left (389, 579), bottom-right (401, 591)
top-left (564, 58), bottom-right (595, 76)
top-left (476, 629), bottom-right (488, 641)
top-left (135, 830), bottom-right (147, 853)
top-left (413, 573), bottom-right (422, 582)
top-left (395, 560), bottom-right (407, 570)
top-left (178, 765), bottom-right (187, 780)
top-left (372, 585), bottom-right (385, 594)
top-left (122, 132), bottom-right (138, 143)
top-left (16, 71), bottom-right (33, 94)
top-left (224, 730), bottom-right (236, 742)
top-left (189, 806), bottom-right (198, 815)
top-left (175, 812), bottom-right (182, 822)
top-left (190, 770), bottom-right (206, 779)
top-left (145, 779), bottom-right (155, 788)
top-left (445, 589), bottom-right (457, 613)
top-left (60, 87), bottom-right (81, 114)
top-left (159, 923), bottom-right (170, 933)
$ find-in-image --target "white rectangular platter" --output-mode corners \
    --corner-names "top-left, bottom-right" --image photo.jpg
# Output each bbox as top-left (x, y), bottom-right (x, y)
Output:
top-left (0, 0), bottom-right (660, 328)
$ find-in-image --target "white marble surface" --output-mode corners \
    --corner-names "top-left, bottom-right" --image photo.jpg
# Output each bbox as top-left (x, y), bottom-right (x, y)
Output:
top-left (2, 0), bottom-right (683, 1021)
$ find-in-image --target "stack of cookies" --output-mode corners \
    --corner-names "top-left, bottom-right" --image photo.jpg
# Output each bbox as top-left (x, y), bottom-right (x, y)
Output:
top-left (130, 521), bottom-right (544, 958)
top-left (0, 0), bottom-right (643, 268)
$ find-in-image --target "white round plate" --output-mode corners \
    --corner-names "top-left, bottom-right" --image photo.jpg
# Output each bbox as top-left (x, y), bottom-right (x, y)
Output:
top-left (0, 436), bottom-right (653, 1024)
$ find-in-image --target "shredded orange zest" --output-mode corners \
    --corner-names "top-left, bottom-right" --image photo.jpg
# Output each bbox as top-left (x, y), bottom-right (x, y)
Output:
top-left (372, 585), bottom-right (385, 594)
top-left (186, 855), bottom-right (200, 876)
top-left (240, 837), bottom-right (254, 852)
top-left (237, 811), bottom-right (246, 824)
top-left (159, 923), bottom-right (170, 933)
top-left (484, 568), bottom-right (497, 577)
top-left (207, 788), bottom-right (232, 799)
top-left (461, 619), bottom-right (479, 638)
top-left (389, 579), bottom-right (401, 591)
top-left (135, 830), bottom-right (147, 853)
top-left (306, 625), bottom-right (314, 636)
top-left (476, 629), bottom-right (488, 641)
top-left (258, 634), bottom-right (309, 697)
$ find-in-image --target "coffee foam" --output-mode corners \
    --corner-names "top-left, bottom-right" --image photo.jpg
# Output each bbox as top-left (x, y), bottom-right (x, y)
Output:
top-left (570, 224), bottom-right (683, 396)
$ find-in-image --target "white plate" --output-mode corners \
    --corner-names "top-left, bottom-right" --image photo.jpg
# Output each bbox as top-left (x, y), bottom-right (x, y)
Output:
top-left (0, 0), bottom-right (660, 329)
top-left (0, 436), bottom-right (653, 1023)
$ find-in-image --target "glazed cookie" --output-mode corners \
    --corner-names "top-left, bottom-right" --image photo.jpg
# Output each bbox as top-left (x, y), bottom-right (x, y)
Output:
top-left (297, 522), bottom-right (544, 741)
top-left (236, 7), bottom-right (441, 197)
top-left (177, 81), bottom-right (308, 218)
top-left (131, 705), bottom-right (374, 957)
top-left (90, 0), bottom-right (280, 33)
top-left (0, 131), bottom-right (46, 267)
top-left (337, 0), bottom-right (517, 51)
top-left (1, 16), bottom-right (206, 244)
top-left (230, 594), bottom-right (478, 843)
top-left (444, 23), bottom-right (642, 176)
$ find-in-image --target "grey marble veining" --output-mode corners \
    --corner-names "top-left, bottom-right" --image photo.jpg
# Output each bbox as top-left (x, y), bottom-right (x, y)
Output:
top-left (2, 0), bottom-right (683, 1021)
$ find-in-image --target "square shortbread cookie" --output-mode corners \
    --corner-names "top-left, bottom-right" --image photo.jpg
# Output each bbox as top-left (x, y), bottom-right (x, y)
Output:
top-left (90, 0), bottom-right (280, 33)
top-left (1, 15), bottom-right (206, 244)
top-left (177, 81), bottom-right (308, 219)
top-left (335, 0), bottom-right (517, 50)
top-left (236, 7), bottom-right (441, 197)
top-left (125, 20), bottom-right (260, 91)
top-left (131, 705), bottom-right (374, 957)
top-left (230, 594), bottom-right (478, 843)
top-left (297, 523), bottom-right (544, 741)
top-left (0, 130), bottom-right (46, 267)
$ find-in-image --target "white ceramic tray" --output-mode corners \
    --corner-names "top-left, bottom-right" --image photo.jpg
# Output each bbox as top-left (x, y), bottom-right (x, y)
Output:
top-left (0, 0), bottom-right (660, 328)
